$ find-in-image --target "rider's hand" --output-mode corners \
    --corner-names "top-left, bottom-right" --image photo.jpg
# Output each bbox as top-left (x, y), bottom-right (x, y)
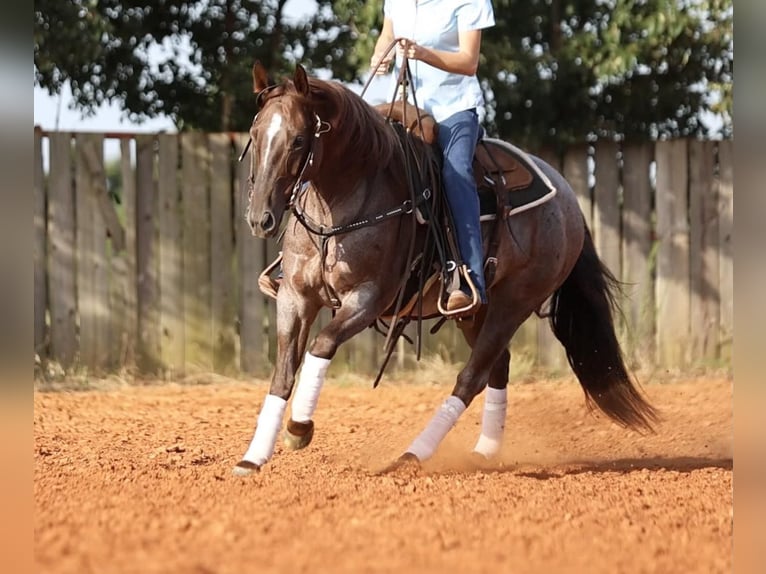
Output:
top-left (396, 39), bottom-right (423, 61)
top-left (370, 51), bottom-right (393, 75)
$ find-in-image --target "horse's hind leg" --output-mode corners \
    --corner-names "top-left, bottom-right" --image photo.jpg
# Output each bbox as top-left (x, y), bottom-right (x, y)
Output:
top-left (402, 306), bottom-right (528, 464)
top-left (472, 348), bottom-right (510, 458)
top-left (456, 317), bottom-right (510, 458)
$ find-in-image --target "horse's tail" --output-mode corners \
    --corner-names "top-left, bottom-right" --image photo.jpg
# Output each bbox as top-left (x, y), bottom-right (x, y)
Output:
top-left (549, 226), bottom-right (660, 433)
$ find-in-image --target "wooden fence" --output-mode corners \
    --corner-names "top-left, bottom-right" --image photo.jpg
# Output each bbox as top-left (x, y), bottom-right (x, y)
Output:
top-left (33, 128), bottom-right (733, 377)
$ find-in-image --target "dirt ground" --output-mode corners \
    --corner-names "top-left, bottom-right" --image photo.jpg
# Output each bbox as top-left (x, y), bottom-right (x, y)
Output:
top-left (34, 373), bottom-right (732, 574)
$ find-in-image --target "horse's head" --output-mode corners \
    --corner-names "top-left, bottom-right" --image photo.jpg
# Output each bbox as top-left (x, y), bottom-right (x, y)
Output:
top-left (245, 62), bottom-right (328, 238)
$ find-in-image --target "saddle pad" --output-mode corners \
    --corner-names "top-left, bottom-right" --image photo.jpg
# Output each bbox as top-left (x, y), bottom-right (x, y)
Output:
top-left (473, 138), bottom-right (557, 217)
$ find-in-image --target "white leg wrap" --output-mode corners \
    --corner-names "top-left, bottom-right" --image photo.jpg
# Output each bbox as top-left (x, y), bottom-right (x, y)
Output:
top-left (242, 394), bottom-right (287, 466)
top-left (473, 386), bottom-right (507, 458)
top-left (406, 396), bottom-right (467, 462)
top-left (291, 353), bottom-right (331, 423)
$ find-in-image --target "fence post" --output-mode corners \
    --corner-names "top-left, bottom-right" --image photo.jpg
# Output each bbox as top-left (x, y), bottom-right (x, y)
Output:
top-left (621, 142), bottom-right (655, 366)
top-left (210, 133), bottom-right (237, 373)
top-left (593, 141), bottom-right (622, 281)
top-left (717, 140), bottom-right (733, 362)
top-left (689, 140), bottom-right (719, 364)
top-left (158, 134), bottom-right (185, 373)
top-left (136, 134), bottom-right (161, 372)
top-left (47, 133), bottom-right (77, 369)
top-left (182, 132), bottom-right (213, 372)
top-left (655, 139), bottom-right (690, 368)
top-left (75, 134), bottom-right (110, 371)
top-left (111, 139), bottom-right (138, 368)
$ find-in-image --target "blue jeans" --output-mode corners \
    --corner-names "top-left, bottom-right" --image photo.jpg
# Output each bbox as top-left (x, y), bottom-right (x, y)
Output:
top-left (437, 109), bottom-right (487, 303)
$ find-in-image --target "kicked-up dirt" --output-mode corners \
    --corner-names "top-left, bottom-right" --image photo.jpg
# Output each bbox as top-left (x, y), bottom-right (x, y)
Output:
top-left (34, 374), bottom-right (732, 574)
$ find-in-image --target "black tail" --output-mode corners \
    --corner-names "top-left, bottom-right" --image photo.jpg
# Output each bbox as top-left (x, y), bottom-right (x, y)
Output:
top-left (549, 227), bottom-right (660, 433)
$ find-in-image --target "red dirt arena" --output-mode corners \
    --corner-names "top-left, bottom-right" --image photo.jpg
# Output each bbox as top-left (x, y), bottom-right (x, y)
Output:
top-left (34, 373), bottom-right (732, 574)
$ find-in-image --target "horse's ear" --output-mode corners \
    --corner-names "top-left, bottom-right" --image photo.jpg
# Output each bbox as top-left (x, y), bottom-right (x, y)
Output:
top-left (293, 64), bottom-right (310, 96)
top-left (252, 61), bottom-right (271, 94)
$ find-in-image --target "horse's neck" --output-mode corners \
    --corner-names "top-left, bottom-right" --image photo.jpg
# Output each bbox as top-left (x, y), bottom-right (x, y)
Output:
top-left (308, 172), bottom-right (380, 216)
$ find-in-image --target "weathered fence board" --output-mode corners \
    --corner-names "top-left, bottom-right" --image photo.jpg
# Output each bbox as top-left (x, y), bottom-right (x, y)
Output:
top-left (621, 142), bottom-right (655, 364)
top-left (210, 134), bottom-right (237, 373)
top-left (717, 140), bottom-right (733, 361)
top-left (136, 135), bottom-right (161, 371)
top-left (158, 134), bottom-right (184, 372)
top-left (593, 141), bottom-right (621, 280)
top-left (47, 133), bottom-right (77, 368)
top-left (655, 139), bottom-right (691, 367)
top-left (75, 134), bottom-right (110, 371)
top-left (34, 129), bottom-right (47, 358)
top-left (35, 132), bottom-right (733, 375)
top-left (182, 132), bottom-right (213, 371)
top-left (689, 140), bottom-right (719, 362)
top-left (111, 139), bottom-right (137, 366)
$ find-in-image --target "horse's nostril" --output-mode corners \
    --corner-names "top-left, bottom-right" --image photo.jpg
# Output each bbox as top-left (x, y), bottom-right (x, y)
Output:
top-left (261, 212), bottom-right (275, 232)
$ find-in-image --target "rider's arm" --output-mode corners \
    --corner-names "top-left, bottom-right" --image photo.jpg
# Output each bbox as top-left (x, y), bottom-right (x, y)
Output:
top-left (402, 29), bottom-right (483, 77)
top-left (371, 17), bottom-right (396, 74)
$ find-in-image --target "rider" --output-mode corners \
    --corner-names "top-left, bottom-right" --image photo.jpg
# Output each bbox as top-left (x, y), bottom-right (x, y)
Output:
top-left (371, 0), bottom-right (495, 313)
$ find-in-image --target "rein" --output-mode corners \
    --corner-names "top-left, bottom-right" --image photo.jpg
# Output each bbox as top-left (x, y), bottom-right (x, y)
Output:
top-left (291, 188), bottom-right (425, 238)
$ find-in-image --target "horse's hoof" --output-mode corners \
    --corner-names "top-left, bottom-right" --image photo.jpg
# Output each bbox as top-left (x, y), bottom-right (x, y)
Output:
top-left (380, 452), bottom-right (421, 475)
top-left (469, 450), bottom-right (495, 467)
top-left (232, 460), bottom-right (260, 477)
top-left (283, 419), bottom-right (314, 450)
top-left (398, 452), bottom-right (420, 465)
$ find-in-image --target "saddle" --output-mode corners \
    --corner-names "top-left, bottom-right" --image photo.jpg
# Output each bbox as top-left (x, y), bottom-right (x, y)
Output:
top-left (374, 101), bottom-right (557, 220)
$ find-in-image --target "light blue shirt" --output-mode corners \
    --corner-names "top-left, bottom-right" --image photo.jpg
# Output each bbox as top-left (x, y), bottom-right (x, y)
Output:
top-left (383, 0), bottom-right (495, 122)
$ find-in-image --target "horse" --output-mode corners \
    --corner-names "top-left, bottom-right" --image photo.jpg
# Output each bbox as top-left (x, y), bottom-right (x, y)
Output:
top-left (233, 62), bottom-right (659, 476)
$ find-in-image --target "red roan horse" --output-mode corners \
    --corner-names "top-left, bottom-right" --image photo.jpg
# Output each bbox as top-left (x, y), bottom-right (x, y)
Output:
top-left (233, 63), bottom-right (658, 475)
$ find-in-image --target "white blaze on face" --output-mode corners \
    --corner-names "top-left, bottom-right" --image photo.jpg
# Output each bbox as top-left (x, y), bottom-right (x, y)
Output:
top-left (263, 112), bottom-right (283, 165)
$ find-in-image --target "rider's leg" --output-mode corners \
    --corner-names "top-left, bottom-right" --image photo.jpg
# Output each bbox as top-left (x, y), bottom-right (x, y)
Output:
top-left (437, 108), bottom-right (486, 306)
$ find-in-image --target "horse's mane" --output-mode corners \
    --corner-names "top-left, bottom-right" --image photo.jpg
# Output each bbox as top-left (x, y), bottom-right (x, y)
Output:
top-left (281, 77), bottom-right (401, 174)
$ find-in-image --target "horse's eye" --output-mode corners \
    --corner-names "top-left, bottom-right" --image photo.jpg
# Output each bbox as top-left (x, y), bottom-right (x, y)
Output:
top-left (292, 135), bottom-right (305, 150)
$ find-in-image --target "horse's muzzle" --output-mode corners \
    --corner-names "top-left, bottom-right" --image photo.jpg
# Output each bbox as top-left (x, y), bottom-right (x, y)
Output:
top-left (247, 208), bottom-right (277, 238)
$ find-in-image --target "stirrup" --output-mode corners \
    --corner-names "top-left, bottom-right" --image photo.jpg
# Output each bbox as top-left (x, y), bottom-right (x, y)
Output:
top-left (437, 264), bottom-right (480, 318)
top-left (258, 252), bottom-right (283, 300)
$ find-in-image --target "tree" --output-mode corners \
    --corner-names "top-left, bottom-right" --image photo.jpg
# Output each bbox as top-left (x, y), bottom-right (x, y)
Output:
top-left (34, 0), bottom-right (347, 131)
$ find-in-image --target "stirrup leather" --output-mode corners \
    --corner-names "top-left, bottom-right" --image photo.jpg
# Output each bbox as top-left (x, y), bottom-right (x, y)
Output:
top-left (258, 252), bottom-right (283, 300)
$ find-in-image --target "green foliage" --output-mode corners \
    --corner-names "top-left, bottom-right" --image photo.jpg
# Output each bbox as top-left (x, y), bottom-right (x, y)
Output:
top-left (485, 0), bottom-right (733, 144)
top-left (34, 0), bottom-right (348, 131)
top-left (35, 0), bottom-right (732, 143)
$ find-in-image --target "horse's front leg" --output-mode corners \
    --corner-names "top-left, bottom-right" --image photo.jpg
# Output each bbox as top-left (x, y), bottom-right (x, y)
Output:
top-left (233, 290), bottom-right (319, 476)
top-left (283, 284), bottom-right (385, 451)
